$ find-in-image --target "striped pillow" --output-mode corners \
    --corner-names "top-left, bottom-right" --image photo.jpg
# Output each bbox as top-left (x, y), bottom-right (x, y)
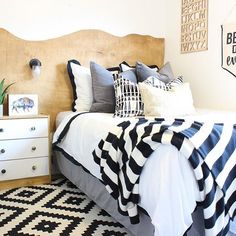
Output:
top-left (143, 76), bottom-right (171, 91)
top-left (114, 77), bottom-right (144, 117)
top-left (166, 76), bottom-right (184, 88)
top-left (143, 76), bottom-right (184, 90)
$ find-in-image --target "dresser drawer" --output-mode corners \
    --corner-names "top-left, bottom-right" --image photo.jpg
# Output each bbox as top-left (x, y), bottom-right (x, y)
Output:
top-left (0, 118), bottom-right (48, 140)
top-left (0, 138), bottom-right (48, 161)
top-left (0, 157), bottom-right (49, 181)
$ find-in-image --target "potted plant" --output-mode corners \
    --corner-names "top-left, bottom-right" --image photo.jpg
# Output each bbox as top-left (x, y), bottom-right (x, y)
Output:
top-left (0, 79), bottom-right (15, 116)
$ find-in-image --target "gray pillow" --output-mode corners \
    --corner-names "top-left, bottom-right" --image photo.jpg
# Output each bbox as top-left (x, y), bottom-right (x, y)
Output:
top-left (136, 61), bottom-right (158, 82)
top-left (119, 69), bottom-right (137, 83)
top-left (158, 62), bottom-right (175, 82)
top-left (90, 61), bottom-right (115, 113)
top-left (136, 61), bottom-right (174, 84)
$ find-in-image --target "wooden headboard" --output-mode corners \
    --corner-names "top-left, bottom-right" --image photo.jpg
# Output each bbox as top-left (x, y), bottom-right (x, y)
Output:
top-left (0, 28), bottom-right (164, 131)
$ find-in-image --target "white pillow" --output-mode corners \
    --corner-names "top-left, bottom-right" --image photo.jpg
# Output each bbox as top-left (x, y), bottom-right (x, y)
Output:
top-left (119, 61), bottom-right (158, 72)
top-left (70, 62), bottom-right (93, 111)
top-left (139, 82), bottom-right (195, 117)
top-left (120, 63), bottom-right (132, 72)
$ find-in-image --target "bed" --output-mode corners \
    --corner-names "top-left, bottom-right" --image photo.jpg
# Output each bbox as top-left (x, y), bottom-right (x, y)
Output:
top-left (52, 110), bottom-right (236, 236)
top-left (47, 30), bottom-right (236, 236)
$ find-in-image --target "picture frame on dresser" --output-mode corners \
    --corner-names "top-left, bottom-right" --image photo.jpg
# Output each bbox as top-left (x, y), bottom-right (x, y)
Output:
top-left (0, 115), bottom-right (51, 189)
top-left (8, 94), bottom-right (38, 116)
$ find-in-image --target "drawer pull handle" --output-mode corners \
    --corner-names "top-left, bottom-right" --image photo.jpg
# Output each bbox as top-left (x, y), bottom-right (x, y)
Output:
top-left (1, 169), bottom-right (6, 174)
top-left (32, 165), bottom-right (37, 171)
top-left (31, 146), bottom-right (36, 151)
top-left (0, 149), bottom-right (5, 154)
top-left (30, 127), bottom-right (36, 131)
top-left (0, 128), bottom-right (4, 133)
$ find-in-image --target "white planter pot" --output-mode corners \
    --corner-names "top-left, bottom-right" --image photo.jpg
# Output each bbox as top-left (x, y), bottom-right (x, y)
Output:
top-left (0, 104), bottom-right (3, 116)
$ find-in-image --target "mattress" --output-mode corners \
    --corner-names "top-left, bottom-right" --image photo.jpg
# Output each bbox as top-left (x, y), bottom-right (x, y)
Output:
top-left (53, 109), bottom-right (236, 236)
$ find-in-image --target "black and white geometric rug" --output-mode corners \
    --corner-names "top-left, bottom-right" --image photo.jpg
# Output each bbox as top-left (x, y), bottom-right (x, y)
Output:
top-left (0, 178), bottom-right (131, 236)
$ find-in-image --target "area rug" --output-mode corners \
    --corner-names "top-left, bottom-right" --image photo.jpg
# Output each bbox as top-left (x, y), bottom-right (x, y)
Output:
top-left (0, 178), bottom-right (131, 236)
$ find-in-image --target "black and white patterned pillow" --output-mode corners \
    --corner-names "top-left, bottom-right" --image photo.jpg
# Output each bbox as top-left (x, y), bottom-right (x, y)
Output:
top-left (114, 77), bottom-right (144, 117)
top-left (143, 76), bottom-right (184, 91)
top-left (166, 76), bottom-right (184, 88)
top-left (143, 76), bottom-right (171, 90)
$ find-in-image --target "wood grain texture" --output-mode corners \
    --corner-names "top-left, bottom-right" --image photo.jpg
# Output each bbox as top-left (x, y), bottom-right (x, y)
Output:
top-left (0, 175), bottom-right (51, 190)
top-left (0, 29), bottom-right (164, 131)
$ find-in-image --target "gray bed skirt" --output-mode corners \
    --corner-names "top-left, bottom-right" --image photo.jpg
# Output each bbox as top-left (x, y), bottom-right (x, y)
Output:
top-left (54, 150), bottom-right (205, 236)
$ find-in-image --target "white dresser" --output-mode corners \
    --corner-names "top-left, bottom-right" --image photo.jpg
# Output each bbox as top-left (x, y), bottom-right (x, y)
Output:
top-left (0, 115), bottom-right (51, 189)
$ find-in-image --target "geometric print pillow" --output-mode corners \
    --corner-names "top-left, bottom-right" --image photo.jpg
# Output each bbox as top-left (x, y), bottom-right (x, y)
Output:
top-left (143, 76), bottom-right (171, 90)
top-left (144, 76), bottom-right (184, 91)
top-left (114, 77), bottom-right (144, 117)
top-left (166, 76), bottom-right (184, 88)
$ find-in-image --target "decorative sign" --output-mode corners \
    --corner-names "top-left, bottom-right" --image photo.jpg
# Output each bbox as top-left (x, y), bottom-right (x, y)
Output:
top-left (181, 0), bottom-right (208, 53)
top-left (221, 23), bottom-right (236, 77)
top-left (8, 94), bottom-right (38, 116)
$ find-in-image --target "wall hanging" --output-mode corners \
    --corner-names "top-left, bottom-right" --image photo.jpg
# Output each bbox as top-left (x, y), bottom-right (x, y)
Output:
top-left (221, 5), bottom-right (236, 77)
top-left (181, 0), bottom-right (208, 53)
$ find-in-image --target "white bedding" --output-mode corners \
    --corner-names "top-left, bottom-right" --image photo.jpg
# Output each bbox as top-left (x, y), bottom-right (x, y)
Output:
top-left (53, 109), bottom-right (236, 236)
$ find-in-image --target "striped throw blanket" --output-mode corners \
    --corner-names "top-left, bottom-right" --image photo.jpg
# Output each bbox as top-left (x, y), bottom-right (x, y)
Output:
top-left (93, 117), bottom-right (236, 236)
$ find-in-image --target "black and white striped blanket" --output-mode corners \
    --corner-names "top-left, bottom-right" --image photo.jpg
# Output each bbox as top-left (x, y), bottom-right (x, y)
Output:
top-left (93, 117), bottom-right (236, 236)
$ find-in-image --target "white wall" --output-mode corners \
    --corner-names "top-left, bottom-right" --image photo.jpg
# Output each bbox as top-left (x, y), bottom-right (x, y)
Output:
top-left (165, 0), bottom-right (236, 110)
top-left (0, 0), bottom-right (167, 40)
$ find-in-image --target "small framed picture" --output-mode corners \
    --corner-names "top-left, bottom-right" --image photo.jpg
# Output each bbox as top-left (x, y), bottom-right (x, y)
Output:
top-left (8, 94), bottom-right (38, 116)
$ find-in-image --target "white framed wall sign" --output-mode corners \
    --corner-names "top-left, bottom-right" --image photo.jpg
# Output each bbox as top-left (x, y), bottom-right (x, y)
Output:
top-left (221, 23), bottom-right (236, 77)
top-left (181, 0), bottom-right (208, 53)
top-left (8, 94), bottom-right (38, 116)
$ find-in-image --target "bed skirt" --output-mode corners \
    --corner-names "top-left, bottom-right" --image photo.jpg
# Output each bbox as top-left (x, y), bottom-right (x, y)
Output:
top-left (54, 150), bottom-right (205, 236)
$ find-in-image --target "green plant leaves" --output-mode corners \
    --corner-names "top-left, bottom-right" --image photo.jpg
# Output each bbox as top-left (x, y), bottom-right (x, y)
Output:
top-left (0, 78), bottom-right (15, 104)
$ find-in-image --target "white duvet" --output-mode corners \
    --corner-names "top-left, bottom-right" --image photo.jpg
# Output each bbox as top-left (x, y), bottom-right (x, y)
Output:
top-left (53, 109), bottom-right (236, 236)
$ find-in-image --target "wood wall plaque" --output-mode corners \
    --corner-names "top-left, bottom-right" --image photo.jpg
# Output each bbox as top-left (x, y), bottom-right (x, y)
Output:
top-left (181, 0), bottom-right (208, 53)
